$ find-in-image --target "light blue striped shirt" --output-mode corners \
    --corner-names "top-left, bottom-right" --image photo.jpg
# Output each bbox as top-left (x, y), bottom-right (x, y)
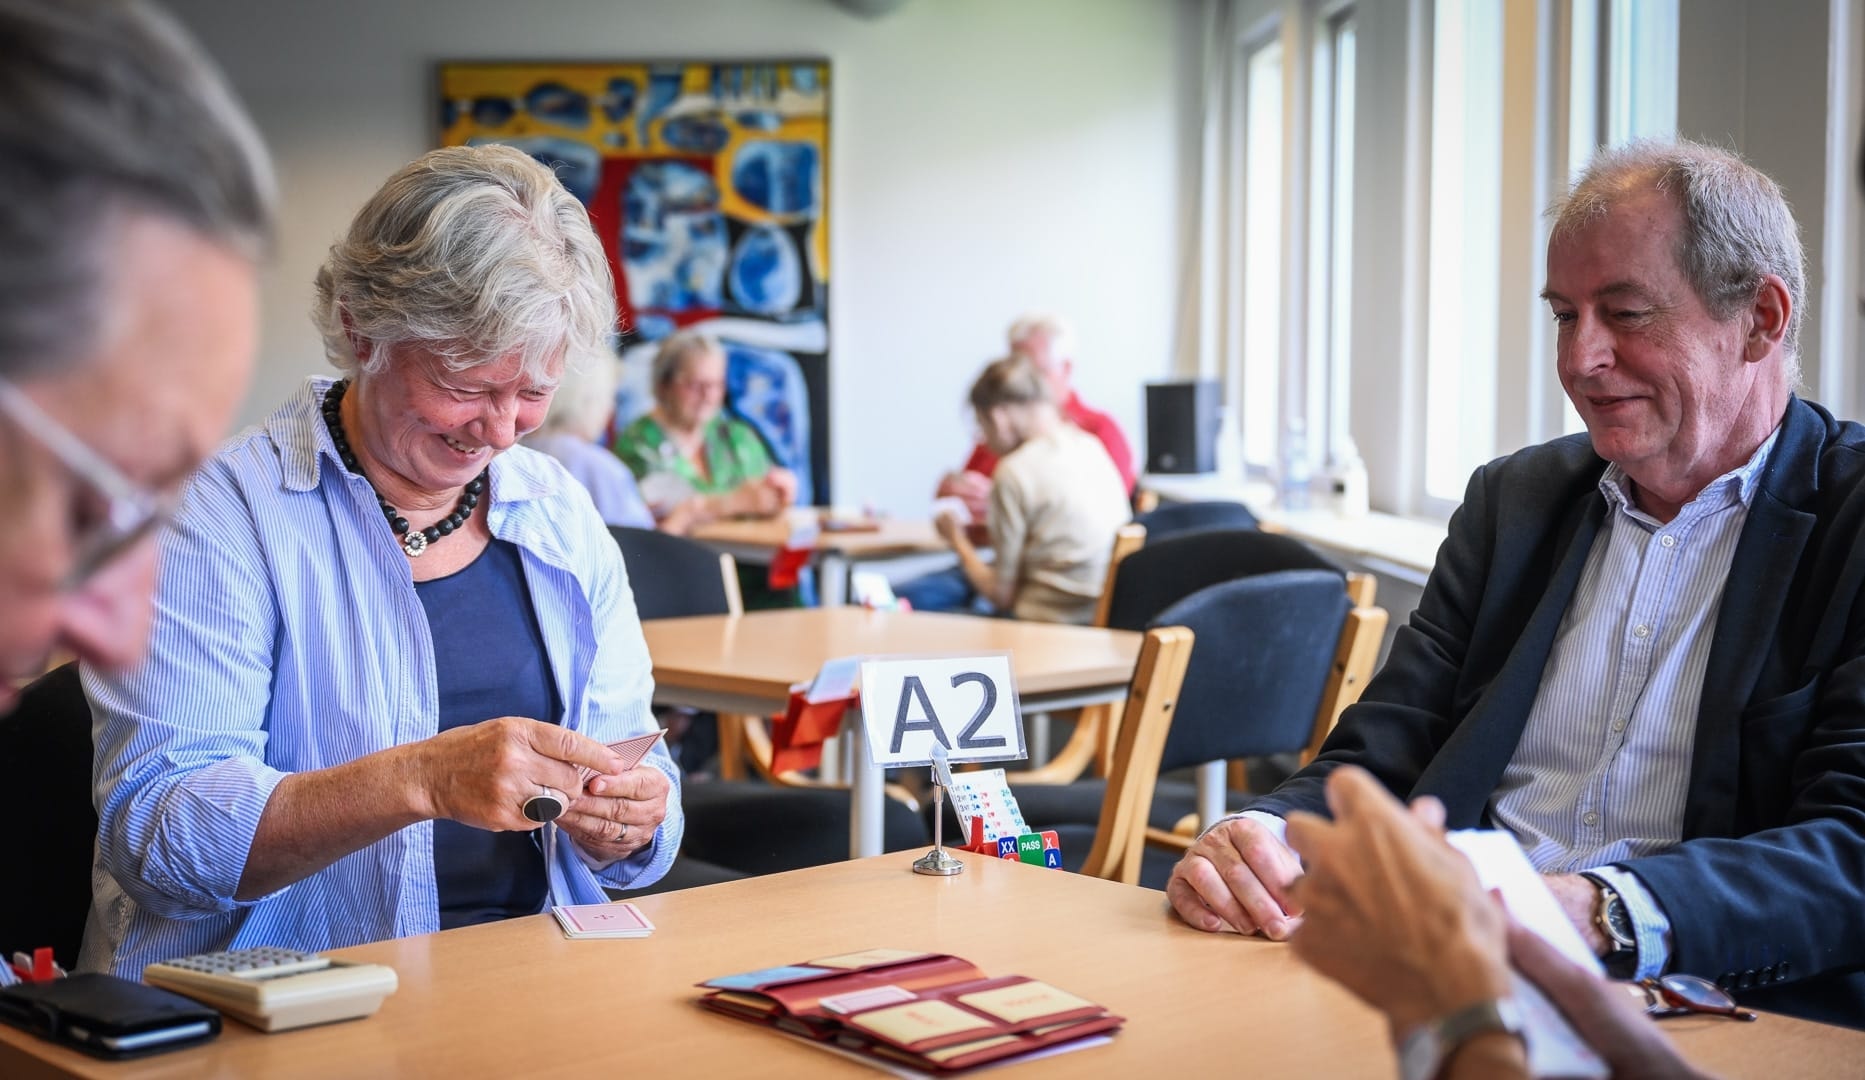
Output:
top-left (1490, 429), bottom-right (1777, 977)
top-left (79, 377), bottom-right (681, 977)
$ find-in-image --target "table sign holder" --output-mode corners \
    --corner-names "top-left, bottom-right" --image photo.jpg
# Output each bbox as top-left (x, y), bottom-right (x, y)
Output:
top-left (912, 778), bottom-right (965, 877)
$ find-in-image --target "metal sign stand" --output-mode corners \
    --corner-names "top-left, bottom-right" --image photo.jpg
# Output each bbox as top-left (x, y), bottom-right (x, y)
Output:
top-left (912, 776), bottom-right (965, 876)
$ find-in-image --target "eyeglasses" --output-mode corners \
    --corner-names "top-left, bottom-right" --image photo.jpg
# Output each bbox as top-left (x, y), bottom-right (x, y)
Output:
top-left (1639, 975), bottom-right (1759, 1021)
top-left (0, 377), bottom-right (176, 588)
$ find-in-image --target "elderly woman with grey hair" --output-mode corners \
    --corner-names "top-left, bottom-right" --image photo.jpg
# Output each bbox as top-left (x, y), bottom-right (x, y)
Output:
top-left (521, 352), bottom-right (657, 530)
top-left (81, 144), bottom-right (682, 977)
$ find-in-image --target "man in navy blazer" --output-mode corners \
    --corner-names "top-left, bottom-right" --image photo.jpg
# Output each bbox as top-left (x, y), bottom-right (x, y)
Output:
top-left (1168, 139), bottom-right (1865, 1027)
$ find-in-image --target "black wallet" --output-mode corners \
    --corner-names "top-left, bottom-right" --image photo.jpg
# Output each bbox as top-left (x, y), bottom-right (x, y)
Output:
top-left (0, 973), bottom-right (221, 1059)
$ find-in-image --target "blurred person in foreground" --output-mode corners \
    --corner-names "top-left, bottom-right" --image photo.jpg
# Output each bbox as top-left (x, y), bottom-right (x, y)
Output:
top-left (1287, 766), bottom-right (1713, 1080)
top-left (81, 145), bottom-right (682, 977)
top-left (0, 0), bottom-right (271, 716)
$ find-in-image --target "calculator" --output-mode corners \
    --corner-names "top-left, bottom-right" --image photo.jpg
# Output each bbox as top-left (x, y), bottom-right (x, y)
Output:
top-left (142, 947), bottom-right (398, 1033)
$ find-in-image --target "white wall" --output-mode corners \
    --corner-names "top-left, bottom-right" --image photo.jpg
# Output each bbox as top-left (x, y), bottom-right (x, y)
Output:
top-left (163, 0), bottom-right (1194, 513)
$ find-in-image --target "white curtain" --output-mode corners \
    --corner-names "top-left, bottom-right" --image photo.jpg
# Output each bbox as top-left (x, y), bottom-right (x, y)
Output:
top-left (1172, 0), bottom-right (1244, 389)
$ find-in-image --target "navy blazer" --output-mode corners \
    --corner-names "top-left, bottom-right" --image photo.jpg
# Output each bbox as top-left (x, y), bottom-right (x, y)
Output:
top-left (1250, 396), bottom-right (1865, 1027)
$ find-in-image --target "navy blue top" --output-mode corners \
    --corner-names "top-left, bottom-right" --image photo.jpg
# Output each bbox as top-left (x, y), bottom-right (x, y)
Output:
top-left (415, 539), bottom-right (562, 930)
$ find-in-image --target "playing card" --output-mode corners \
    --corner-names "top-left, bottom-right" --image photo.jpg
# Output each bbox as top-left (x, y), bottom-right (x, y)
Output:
top-left (577, 729), bottom-right (666, 789)
top-left (551, 901), bottom-right (655, 939)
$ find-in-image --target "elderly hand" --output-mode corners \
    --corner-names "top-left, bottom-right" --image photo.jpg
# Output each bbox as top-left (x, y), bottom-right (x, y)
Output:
top-left (412, 716), bottom-right (623, 832)
top-left (765, 467), bottom-right (799, 507)
top-left (1165, 814), bottom-right (1305, 939)
top-left (1507, 923), bottom-right (1708, 1080)
top-left (1284, 767), bottom-right (1511, 1035)
top-left (558, 762), bottom-right (671, 863)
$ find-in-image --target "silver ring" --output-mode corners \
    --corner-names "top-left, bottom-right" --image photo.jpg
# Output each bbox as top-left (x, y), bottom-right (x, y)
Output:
top-left (614, 823), bottom-right (629, 843)
top-left (522, 786), bottom-right (565, 823)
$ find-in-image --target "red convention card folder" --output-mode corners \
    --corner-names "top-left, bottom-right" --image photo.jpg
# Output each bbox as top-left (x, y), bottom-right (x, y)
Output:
top-left (696, 948), bottom-right (1123, 1073)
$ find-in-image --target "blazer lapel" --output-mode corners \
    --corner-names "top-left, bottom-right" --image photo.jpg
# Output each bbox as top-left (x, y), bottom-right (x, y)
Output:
top-left (1419, 490), bottom-right (1606, 826)
top-left (1684, 403), bottom-right (1821, 838)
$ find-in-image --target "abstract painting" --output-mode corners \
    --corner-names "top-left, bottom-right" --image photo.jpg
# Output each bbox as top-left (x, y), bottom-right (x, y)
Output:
top-left (439, 60), bottom-right (832, 503)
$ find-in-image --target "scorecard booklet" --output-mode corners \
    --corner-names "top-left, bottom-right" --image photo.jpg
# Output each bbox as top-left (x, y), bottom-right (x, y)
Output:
top-left (696, 949), bottom-right (1122, 1073)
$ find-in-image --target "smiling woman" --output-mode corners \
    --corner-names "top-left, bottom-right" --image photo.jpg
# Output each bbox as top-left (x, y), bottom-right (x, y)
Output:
top-left (79, 143), bottom-right (684, 979)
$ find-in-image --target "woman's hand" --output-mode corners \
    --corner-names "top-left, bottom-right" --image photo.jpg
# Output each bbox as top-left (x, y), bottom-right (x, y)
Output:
top-left (557, 764), bottom-right (672, 863)
top-left (410, 716), bottom-right (623, 832)
top-left (764, 467), bottom-right (799, 507)
top-left (935, 510), bottom-right (967, 547)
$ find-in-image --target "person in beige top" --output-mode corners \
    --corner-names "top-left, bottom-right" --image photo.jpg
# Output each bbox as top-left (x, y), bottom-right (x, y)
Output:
top-left (935, 355), bottom-right (1131, 624)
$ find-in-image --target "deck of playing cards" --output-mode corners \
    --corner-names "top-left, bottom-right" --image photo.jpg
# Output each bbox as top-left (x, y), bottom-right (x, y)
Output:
top-left (576, 730), bottom-right (667, 789)
top-left (551, 902), bottom-right (655, 940)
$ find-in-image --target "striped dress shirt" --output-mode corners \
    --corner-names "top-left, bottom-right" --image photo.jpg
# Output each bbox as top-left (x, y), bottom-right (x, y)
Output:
top-left (79, 377), bottom-right (681, 977)
top-left (1488, 428), bottom-right (1778, 976)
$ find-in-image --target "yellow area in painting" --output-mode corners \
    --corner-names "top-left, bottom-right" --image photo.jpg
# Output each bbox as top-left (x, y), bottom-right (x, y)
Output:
top-left (437, 61), bottom-right (830, 281)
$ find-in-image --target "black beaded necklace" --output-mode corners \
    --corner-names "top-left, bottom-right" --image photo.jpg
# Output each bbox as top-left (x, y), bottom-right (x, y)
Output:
top-left (321, 379), bottom-right (487, 558)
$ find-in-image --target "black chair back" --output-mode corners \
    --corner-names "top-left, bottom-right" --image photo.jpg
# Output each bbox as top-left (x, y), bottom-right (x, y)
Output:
top-left (0, 663), bottom-right (96, 968)
top-left (609, 526), bottom-right (732, 619)
top-left (1103, 528), bottom-right (1340, 631)
top-left (1135, 500), bottom-right (1260, 541)
top-left (1152, 571), bottom-right (1351, 770)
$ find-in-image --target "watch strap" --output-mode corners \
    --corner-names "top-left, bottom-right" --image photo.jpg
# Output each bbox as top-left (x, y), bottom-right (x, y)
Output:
top-left (1398, 998), bottom-right (1526, 1080)
top-left (1579, 871), bottom-right (1639, 979)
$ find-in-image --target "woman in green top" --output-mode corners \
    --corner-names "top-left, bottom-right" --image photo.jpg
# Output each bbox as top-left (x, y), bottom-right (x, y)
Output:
top-left (613, 330), bottom-right (795, 532)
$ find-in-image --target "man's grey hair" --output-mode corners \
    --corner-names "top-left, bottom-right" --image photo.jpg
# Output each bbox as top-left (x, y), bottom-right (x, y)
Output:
top-left (1551, 138), bottom-right (1805, 383)
top-left (0, 0), bottom-right (275, 380)
top-left (650, 330), bottom-right (724, 395)
top-left (1007, 312), bottom-right (1077, 364)
top-left (314, 144), bottom-right (615, 384)
top-left (535, 350), bottom-right (621, 440)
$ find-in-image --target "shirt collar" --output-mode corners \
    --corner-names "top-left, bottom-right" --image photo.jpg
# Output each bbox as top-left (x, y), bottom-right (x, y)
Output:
top-left (1598, 425), bottom-right (1781, 521)
top-left (267, 375), bottom-right (560, 503)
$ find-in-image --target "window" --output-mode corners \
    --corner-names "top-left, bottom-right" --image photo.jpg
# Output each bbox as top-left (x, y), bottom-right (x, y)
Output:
top-left (1240, 36), bottom-right (1284, 472)
top-left (1309, 10), bottom-right (1358, 466)
top-left (1422, 0), bottom-right (1505, 503)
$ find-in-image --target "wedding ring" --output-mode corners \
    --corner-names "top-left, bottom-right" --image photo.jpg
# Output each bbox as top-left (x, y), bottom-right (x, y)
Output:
top-left (522, 786), bottom-right (565, 823)
top-left (614, 823), bottom-right (629, 843)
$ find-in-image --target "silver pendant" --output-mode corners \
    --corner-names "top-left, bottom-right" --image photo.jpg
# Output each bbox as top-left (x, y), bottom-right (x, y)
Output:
top-left (402, 531), bottom-right (428, 557)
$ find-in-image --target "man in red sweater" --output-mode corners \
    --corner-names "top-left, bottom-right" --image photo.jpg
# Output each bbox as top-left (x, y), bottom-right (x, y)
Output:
top-left (904, 314), bottom-right (1135, 614)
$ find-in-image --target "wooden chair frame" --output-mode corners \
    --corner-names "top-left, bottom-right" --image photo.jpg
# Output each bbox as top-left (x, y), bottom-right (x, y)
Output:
top-left (1079, 626), bottom-right (1194, 884)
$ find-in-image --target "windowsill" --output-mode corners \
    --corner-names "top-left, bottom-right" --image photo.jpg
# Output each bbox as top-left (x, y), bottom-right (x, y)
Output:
top-left (1140, 471), bottom-right (1446, 581)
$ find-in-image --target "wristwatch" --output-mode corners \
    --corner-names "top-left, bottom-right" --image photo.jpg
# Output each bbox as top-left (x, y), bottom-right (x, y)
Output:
top-left (1397, 998), bottom-right (1526, 1080)
top-left (1580, 871), bottom-right (1639, 979)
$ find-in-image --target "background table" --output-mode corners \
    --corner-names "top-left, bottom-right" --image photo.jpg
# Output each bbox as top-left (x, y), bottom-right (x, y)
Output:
top-left (690, 512), bottom-right (947, 605)
top-left (642, 608), bottom-right (1143, 857)
top-left (7, 851), bottom-right (1859, 1078)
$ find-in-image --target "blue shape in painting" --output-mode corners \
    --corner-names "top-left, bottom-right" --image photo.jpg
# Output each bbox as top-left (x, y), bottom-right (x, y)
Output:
top-left (726, 344), bottom-right (813, 505)
top-left (788, 65), bottom-right (821, 94)
top-left (632, 312), bottom-right (675, 341)
top-left (601, 77), bottom-right (636, 122)
top-left (471, 96), bottom-right (515, 128)
top-left (732, 141), bottom-right (819, 217)
top-left (736, 110), bottom-right (781, 132)
top-left (661, 116), bottom-right (730, 154)
top-left (467, 136), bottom-right (599, 205)
top-left (524, 82), bottom-right (590, 129)
top-left (728, 226), bottom-right (802, 317)
top-left (638, 67), bottom-right (684, 145)
top-left (622, 162), bottom-right (727, 312)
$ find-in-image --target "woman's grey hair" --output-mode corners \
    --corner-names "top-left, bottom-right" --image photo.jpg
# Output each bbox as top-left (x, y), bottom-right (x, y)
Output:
top-left (314, 144), bottom-right (615, 383)
top-left (650, 330), bottom-right (724, 395)
top-left (1551, 138), bottom-right (1806, 381)
top-left (0, 0), bottom-right (275, 380)
top-left (536, 350), bottom-right (621, 440)
top-left (968, 353), bottom-right (1054, 414)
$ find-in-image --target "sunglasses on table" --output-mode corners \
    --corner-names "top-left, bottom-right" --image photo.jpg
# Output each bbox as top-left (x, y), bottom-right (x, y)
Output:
top-left (1639, 974), bottom-right (1759, 1021)
top-left (0, 377), bottom-right (178, 589)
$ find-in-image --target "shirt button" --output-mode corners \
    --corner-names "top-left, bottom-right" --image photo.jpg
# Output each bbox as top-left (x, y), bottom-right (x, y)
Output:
top-left (1660, 534), bottom-right (1676, 548)
top-left (1611, 719), bottom-right (1626, 732)
top-left (1633, 624), bottom-right (1652, 638)
top-left (1583, 811), bottom-right (1600, 826)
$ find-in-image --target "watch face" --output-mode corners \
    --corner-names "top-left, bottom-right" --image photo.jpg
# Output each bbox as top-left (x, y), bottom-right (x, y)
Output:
top-left (1604, 895), bottom-right (1635, 948)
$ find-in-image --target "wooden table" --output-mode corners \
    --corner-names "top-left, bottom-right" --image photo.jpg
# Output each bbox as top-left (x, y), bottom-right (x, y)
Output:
top-left (6, 851), bottom-right (1858, 1078)
top-left (691, 511), bottom-right (946, 605)
top-left (642, 608), bottom-right (1143, 857)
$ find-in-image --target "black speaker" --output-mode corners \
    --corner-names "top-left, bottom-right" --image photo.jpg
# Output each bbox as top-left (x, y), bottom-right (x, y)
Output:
top-left (1145, 379), bottom-right (1220, 474)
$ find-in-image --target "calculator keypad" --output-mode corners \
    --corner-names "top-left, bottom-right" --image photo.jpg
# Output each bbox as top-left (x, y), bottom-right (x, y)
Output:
top-left (161, 946), bottom-right (331, 979)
